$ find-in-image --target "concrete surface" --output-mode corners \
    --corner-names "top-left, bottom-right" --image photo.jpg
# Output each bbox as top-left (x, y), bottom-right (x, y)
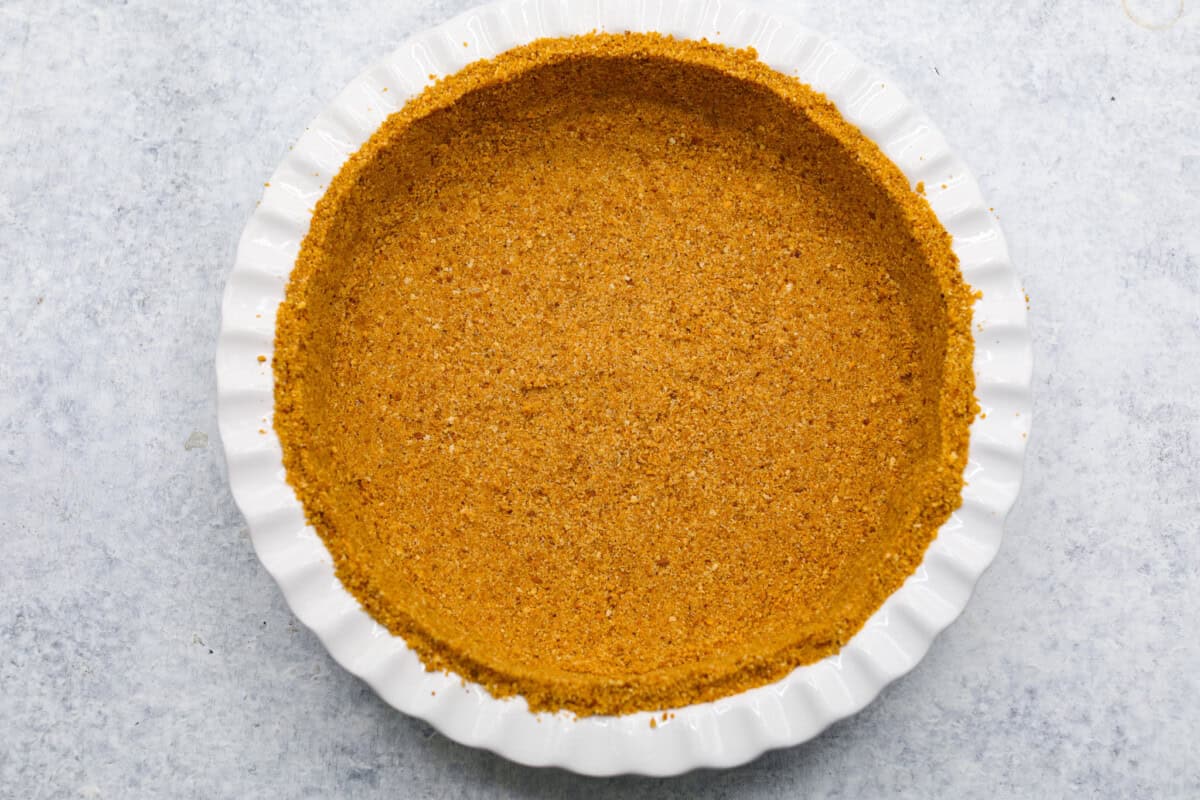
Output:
top-left (2, 0), bottom-right (1197, 796)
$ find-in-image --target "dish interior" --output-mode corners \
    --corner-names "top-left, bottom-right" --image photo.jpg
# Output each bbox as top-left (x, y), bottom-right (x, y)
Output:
top-left (274, 34), bottom-right (976, 716)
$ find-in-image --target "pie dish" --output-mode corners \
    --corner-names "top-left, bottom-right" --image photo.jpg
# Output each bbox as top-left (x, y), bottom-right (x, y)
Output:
top-left (217, 0), bottom-right (1031, 775)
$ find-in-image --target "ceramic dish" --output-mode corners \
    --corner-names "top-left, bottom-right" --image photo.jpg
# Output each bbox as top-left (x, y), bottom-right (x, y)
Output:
top-left (216, 0), bottom-right (1031, 776)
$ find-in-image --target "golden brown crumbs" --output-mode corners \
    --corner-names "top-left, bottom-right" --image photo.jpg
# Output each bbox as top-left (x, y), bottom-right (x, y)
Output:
top-left (274, 33), bottom-right (976, 717)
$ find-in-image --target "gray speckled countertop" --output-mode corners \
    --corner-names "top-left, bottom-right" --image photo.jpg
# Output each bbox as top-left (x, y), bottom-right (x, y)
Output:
top-left (2, 1), bottom-right (1198, 797)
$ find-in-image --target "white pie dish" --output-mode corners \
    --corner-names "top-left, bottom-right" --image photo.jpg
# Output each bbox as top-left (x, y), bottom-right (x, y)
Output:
top-left (216, 0), bottom-right (1032, 776)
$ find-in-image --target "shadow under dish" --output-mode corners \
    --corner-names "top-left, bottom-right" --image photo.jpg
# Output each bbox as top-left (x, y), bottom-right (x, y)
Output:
top-left (274, 33), bottom-right (977, 716)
